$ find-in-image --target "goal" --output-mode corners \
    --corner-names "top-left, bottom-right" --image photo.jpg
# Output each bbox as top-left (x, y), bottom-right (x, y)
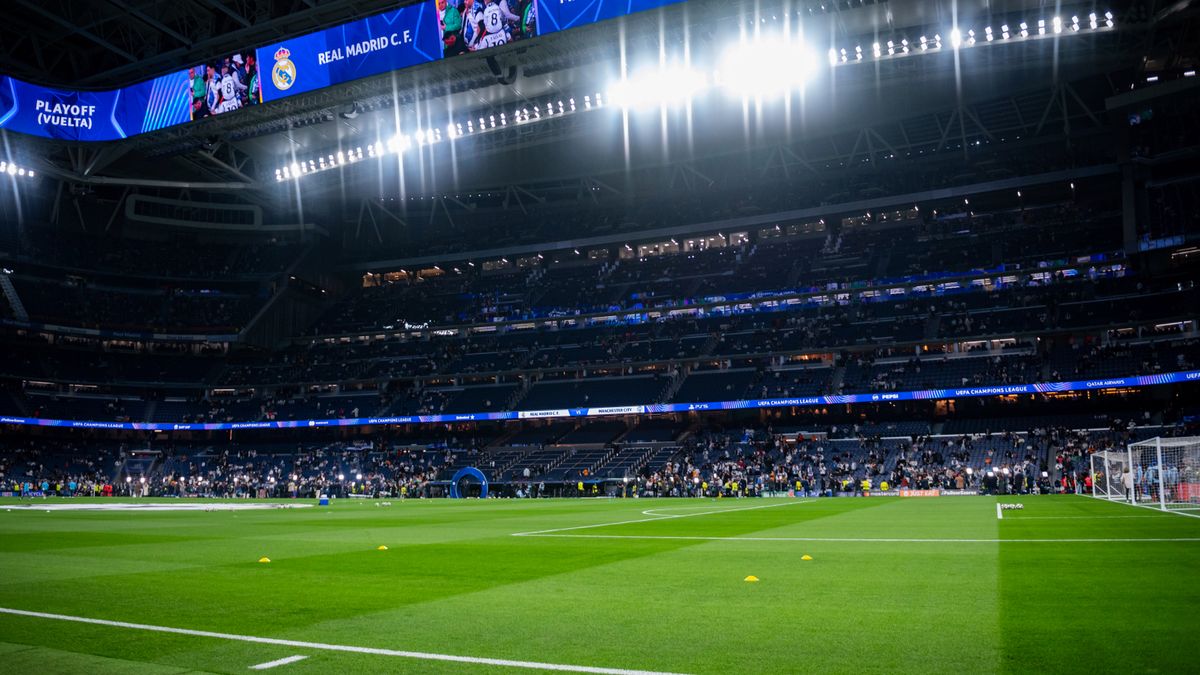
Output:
top-left (1093, 437), bottom-right (1200, 514)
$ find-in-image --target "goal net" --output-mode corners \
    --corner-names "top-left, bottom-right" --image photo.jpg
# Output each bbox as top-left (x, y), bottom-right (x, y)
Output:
top-left (1125, 437), bottom-right (1200, 514)
top-left (1091, 449), bottom-right (1133, 502)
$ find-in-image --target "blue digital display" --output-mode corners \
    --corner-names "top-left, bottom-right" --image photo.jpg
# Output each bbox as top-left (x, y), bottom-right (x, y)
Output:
top-left (257, 4), bottom-right (441, 102)
top-left (0, 71), bottom-right (191, 142)
top-left (0, 0), bottom-right (685, 141)
top-left (537, 0), bottom-right (684, 34)
top-left (1, 369), bottom-right (1195, 431)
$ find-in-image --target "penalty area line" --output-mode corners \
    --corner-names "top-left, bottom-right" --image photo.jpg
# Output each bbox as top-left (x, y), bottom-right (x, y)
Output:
top-left (515, 533), bottom-right (1200, 544)
top-left (0, 607), bottom-right (688, 675)
top-left (512, 499), bottom-right (814, 537)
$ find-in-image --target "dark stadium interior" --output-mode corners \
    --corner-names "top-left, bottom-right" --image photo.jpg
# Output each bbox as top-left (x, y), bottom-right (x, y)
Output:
top-left (0, 0), bottom-right (1198, 501)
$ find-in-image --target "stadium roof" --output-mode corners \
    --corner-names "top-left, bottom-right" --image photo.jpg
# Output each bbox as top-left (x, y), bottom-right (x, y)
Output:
top-left (2, 0), bottom-right (1196, 252)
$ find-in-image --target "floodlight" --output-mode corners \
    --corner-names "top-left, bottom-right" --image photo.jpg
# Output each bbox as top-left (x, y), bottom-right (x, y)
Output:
top-left (1052, 16), bottom-right (1063, 33)
top-left (949, 28), bottom-right (962, 49)
top-left (388, 134), bottom-right (412, 153)
top-left (338, 473), bottom-right (345, 481)
top-left (356, 473), bottom-right (363, 480)
top-left (608, 66), bottom-right (707, 109)
top-left (5, 165), bottom-right (15, 176)
top-left (719, 37), bottom-right (818, 98)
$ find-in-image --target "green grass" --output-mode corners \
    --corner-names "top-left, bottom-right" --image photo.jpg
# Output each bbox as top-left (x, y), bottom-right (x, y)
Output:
top-left (0, 495), bottom-right (1197, 674)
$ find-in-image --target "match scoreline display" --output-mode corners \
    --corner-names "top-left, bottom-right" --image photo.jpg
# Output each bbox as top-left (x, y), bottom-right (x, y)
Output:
top-left (3, 368), bottom-right (1196, 431)
top-left (0, 0), bottom-right (682, 141)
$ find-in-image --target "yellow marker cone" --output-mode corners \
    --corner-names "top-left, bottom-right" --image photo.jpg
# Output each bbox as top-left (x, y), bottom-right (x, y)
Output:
top-left (801, 555), bottom-right (813, 561)
top-left (258, 557), bottom-right (271, 563)
top-left (744, 575), bottom-right (759, 582)
top-left (377, 545), bottom-right (389, 551)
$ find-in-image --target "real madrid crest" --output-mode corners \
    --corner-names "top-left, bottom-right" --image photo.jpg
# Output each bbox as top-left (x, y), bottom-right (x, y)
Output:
top-left (272, 47), bottom-right (296, 90)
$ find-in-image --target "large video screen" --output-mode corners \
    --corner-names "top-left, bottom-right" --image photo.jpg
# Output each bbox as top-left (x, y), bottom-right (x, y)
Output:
top-left (0, 71), bottom-right (191, 141)
top-left (537, 0), bottom-right (682, 34)
top-left (0, 0), bottom-right (682, 142)
top-left (258, 4), bottom-right (441, 102)
top-left (438, 0), bottom-right (537, 56)
top-left (190, 51), bottom-right (264, 119)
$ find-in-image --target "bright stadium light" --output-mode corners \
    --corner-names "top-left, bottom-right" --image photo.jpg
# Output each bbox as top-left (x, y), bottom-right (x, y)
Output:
top-left (388, 134), bottom-right (412, 153)
top-left (949, 28), bottom-right (963, 49)
top-left (607, 66), bottom-right (708, 109)
top-left (718, 37), bottom-right (819, 97)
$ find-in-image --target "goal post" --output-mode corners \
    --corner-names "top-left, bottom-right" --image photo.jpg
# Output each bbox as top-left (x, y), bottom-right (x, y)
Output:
top-left (1125, 436), bottom-right (1200, 514)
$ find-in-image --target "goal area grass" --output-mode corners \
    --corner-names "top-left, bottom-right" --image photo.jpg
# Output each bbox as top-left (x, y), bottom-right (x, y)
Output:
top-left (0, 494), bottom-right (1197, 674)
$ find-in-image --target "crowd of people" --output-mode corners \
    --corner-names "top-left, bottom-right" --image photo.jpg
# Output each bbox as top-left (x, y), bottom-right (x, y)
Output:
top-left (4, 419), bottom-right (1186, 502)
top-left (190, 52), bottom-right (261, 119)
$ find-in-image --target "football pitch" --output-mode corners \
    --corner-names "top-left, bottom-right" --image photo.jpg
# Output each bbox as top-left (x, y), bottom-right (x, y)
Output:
top-left (0, 495), bottom-right (1197, 674)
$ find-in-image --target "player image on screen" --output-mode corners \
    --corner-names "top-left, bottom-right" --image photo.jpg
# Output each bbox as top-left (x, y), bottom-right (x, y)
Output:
top-left (190, 52), bottom-right (262, 120)
top-left (440, 0), bottom-right (534, 56)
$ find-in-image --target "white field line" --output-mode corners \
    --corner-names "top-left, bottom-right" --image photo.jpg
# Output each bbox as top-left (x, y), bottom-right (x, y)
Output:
top-left (1086, 495), bottom-right (1200, 519)
top-left (0, 607), bottom-right (688, 675)
top-left (250, 655), bottom-right (308, 670)
top-left (1003, 514), bottom-right (1165, 520)
top-left (996, 503), bottom-right (1003, 520)
top-left (511, 500), bottom-right (812, 537)
top-left (514, 533), bottom-right (1200, 544)
top-left (2, 503), bottom-right (312, 512)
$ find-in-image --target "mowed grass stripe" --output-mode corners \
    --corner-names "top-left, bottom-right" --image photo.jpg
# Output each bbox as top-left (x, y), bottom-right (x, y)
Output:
top-left (0, 496), bottom-right (1196, 673)
top-left (0, 607), bottom-right (688, 675)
